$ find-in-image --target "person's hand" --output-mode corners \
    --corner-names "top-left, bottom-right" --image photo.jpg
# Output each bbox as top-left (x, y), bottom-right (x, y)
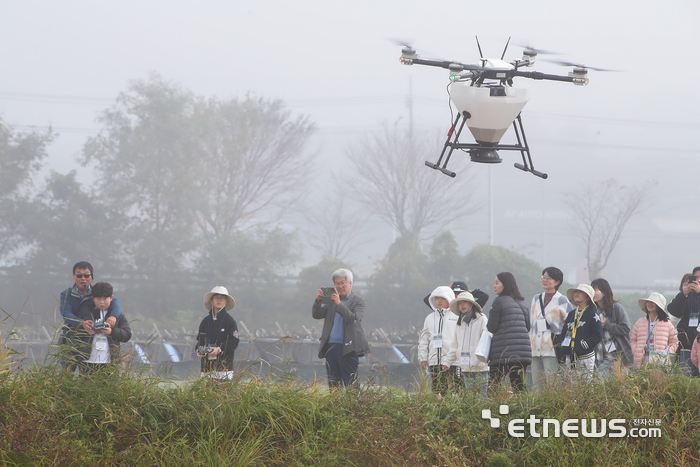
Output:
top-left (600, 314), bottom-right (607, 326)
top-left (100, 322), bottom-right (112, 335)
top-left (82, 320), bottom-right (95, 335)
top-left (420, 361), bottom-right (428, 370)
top-left (688, 281), bottom-right (700, 295)
top-left (316, 288), bottom-right (324, 302)
top-left (210, 347), bottom-right (221, 357)
top-left (442, 365), bottom-right (449, 371)
top-left (106, 316), bottom-right (116, 327)
top-left (331, 289), bottom-right (340, 306)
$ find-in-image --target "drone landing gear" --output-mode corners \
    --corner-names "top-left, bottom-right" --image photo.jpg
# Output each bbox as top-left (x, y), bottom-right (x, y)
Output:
top-left (425, 111), bottom-right (548, 179)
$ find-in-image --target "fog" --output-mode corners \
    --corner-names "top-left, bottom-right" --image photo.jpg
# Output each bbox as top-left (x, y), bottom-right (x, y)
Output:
top-left (1, 0), bottom-right (699, 327)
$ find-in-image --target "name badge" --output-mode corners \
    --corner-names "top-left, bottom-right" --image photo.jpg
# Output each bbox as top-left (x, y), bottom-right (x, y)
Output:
top-left (460, 351), bottom-right (470, 366)
top-left (433, 334), bottom-right (443, 349)
top-left (95, 338), bottom-right (108, 351)
top-left (537, 318), bottom-right (547, 333)
top-left (690, 313), bottom-right (699, 328)
top-left (605, 341), bottom-right (617, 353)
top-left (562, 332), bottom-right (572, 347)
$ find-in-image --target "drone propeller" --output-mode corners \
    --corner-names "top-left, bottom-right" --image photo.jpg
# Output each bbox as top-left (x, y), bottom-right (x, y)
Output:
top-left (544, 59), bottom-right (619, 72)
top-left (519, 45), bottom-right (561, 55)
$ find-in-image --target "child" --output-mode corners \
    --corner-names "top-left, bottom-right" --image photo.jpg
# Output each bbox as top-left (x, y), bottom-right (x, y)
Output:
top-left (630, 292), bottom-right (678, 369)
top-left (418, 286), bottom-right (457, 394)
top-left (197, 286), bottom-right (240, 380)
top-left (559, 284), bottom-right (603, 379)
top-left (444, 292), bottom-right (488, 393)
top-left (74, 281), bottom-right (132, 373)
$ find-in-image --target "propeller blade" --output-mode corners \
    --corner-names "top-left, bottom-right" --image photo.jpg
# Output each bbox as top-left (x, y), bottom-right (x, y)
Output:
top-left (544, 59), bottom-right (620, 72)
top-left (519, 45), bottom-right (562, 55)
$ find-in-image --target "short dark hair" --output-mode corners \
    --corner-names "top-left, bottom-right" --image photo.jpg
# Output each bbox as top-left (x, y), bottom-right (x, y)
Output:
top-left (73, 261), bottom-right (93, 275)
top-left (92, 282), bottom-right (113, 298)
top-left (541, 267), bottom-right (564, 291)
top-left (693, 266), bottom-right (700, 275)
top-left (496, 272), bottom-right (524, 301)
top-left (591, 278), bottom-right (616, 313)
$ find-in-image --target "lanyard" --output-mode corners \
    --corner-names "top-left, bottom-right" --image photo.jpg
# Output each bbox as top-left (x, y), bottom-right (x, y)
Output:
top-left (647, 318), bottom-right (657, 346)
top-left (571, 307), bottom-right (588, 338)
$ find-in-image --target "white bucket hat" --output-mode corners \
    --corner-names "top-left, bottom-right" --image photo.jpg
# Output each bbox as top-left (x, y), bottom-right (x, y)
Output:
top-left (449, 292), bottom-right (482, 315)
top-left (566, 284), bottom-right (596, 306)
top-left (638, 292), bottom-right (667, 314)
top-left (204, 286), bottom-right (236, 311)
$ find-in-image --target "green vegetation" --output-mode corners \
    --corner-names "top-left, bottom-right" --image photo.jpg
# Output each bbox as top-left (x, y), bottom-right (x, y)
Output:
top-left (1, 363), bottom-right (699, 466)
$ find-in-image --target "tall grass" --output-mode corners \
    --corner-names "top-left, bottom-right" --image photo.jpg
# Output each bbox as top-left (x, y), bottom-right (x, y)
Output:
top-left (1, 355), bottom-right (700, 465)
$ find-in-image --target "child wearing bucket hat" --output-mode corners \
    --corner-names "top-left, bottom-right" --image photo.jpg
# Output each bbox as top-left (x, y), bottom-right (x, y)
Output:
top-left (630, 292), bottom-right (678, 369)
top-left (558, 284), bottom-right (604, 377)
top-left (196, 286), bottom-right (240, 379)
top-left (443, 292), bottom-right (489, 393)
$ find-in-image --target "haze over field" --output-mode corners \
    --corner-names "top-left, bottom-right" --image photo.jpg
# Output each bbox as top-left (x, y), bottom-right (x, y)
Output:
top-left (1, 1), bottom-right (698, 327)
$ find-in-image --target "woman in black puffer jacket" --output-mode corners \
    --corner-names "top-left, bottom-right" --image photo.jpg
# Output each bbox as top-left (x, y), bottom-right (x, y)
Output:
top-left (487, 272), bottom-right (532, 392)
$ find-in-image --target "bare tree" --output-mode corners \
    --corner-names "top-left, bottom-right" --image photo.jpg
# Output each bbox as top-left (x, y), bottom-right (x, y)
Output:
top-left (565, 179), bottom-right (655, 280)
top-left (192, 95), bottom-right (316, 236)
top-left (303, 190), bottom-right (370, 261)
top-left (345, 124), bottom-right (477, 239)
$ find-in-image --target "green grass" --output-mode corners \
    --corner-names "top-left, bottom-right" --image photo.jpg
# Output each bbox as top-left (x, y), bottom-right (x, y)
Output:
top-left (0, 363), bottom-right (699, 466)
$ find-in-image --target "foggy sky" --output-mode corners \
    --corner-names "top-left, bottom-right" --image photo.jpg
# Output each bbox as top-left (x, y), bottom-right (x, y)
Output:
top-left (1, 0), bottom-right (698, 287)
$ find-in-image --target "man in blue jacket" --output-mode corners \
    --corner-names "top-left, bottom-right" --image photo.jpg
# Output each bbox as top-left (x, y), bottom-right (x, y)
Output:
top-left (58, 261), bottom-right (122, 370)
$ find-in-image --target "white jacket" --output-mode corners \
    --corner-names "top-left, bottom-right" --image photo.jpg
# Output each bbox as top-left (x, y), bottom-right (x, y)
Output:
top-left (444, 312), bottom-right (489, 372)
top-left (418, 309), bottom-right (459, 366)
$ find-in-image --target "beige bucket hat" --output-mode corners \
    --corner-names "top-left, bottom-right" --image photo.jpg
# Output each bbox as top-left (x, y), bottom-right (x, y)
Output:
top-left (204, 286), bottom-right (236, 311)
top-left (566, 284), bottom-right (596, 306)
top-left (449, 292), bottom-right (483, 315)
top-left (638, 292), bottom-right (667, 315)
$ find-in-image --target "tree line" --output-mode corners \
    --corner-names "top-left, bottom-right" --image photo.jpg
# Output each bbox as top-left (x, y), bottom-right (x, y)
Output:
top-left (0, 74), bottom-right (648, 335)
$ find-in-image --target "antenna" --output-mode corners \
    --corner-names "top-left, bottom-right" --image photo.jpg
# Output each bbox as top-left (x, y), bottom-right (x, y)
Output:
top-left (500, 36), bottom-right (511, 60)
top-left (475, 35), bottom-right (484, 59)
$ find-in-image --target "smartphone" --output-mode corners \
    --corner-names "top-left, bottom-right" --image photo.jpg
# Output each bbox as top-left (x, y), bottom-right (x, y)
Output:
top-left (320, 287), bottom-right (336, 304)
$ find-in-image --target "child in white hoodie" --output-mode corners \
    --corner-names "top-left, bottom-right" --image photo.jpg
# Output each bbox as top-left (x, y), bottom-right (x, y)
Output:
top-left (418, 286), bottom-right (458, 394)
top-left (444, 292), bottom-right (489, 394)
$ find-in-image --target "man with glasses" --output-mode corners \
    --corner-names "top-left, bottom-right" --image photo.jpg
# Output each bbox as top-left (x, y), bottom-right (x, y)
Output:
top-left (58, 261), bottom-right (122, 370)
top-left (313, 268), bottom-right (370, 387)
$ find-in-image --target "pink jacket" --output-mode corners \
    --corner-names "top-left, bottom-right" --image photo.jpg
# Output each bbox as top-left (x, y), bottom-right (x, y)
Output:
top-left (691, 339), bottom-right (700, 369)
top-left (630, 317), bottom-right (678, 369)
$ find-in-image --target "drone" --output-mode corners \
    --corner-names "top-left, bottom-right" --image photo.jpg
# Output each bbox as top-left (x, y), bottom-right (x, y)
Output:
top-left (399, 37), bottom-right (603, 179)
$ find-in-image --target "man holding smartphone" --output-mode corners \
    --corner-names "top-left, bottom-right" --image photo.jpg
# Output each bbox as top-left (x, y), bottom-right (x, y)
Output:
top-left (668, 267), bottom-right (700, 375)
top-left (312, 268), bottom-right (370, 387)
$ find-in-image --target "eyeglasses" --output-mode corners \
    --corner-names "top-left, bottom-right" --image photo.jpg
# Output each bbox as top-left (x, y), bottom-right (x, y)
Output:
top-left (541, 276), bottom-right (553, 281)
top-left (75, 274), bottom-right (92, 279)
top-left (334, 280), bottom-right (349, 287)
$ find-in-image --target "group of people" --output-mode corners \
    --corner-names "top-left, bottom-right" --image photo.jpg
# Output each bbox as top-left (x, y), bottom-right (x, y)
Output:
top-left (58, 261), bottom-right (241, 378)
top-left (418, 266), bottom-right (700, 394)
top-left (58, 260), bottom-right (700, 392)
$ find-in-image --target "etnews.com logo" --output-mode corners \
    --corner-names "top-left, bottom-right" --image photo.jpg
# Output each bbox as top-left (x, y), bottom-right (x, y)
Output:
top-left (482, 405), bottom-right (661, 438)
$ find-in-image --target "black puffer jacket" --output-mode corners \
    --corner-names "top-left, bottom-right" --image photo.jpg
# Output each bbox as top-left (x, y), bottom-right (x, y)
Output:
top-left (487, 295), bottom-right (532, 367)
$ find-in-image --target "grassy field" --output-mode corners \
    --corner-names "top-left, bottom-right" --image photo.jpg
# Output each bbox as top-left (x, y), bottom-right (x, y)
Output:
top-left (1, 356), bottom-right (700, 467)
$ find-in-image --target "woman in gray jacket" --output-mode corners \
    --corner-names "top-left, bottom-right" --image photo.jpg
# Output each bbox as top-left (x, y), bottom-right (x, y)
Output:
top-left (487, 272), bottom-right (532, 392)
top-left (591, 278), bottom-right (633, 370)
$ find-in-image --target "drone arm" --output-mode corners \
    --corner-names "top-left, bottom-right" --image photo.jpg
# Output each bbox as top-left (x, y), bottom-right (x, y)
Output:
top-left (513, 70), bottom-right (586, 85)
top-left (405, 57), bottom-right (483, 72)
